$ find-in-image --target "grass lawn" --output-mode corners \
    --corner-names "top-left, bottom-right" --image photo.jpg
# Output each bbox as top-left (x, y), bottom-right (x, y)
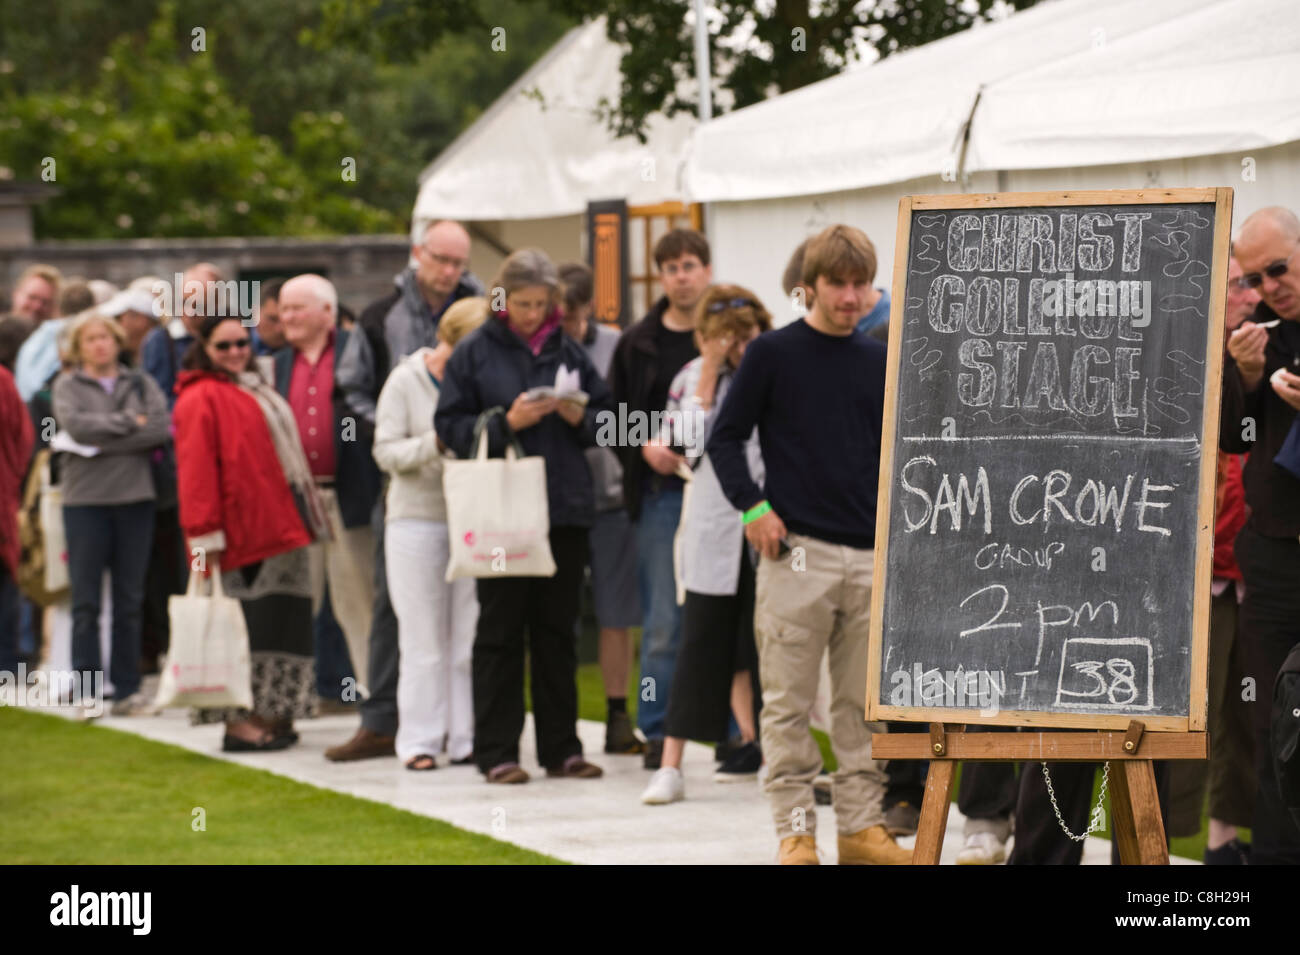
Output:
top-left (0, 706), bottom-right (561, 865)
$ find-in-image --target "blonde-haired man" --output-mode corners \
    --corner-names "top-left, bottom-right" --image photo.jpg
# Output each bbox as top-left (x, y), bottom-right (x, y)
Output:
top-left (707, 224), bottom-right (909, 865)
top-left (9, 264), bottom-right (61, 324)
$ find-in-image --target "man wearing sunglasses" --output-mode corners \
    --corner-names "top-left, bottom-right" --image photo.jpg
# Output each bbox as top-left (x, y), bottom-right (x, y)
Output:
top-left (328, 219), bottom-right (483, 763)
top-left (1219, 205), bottom-right (1300, 864)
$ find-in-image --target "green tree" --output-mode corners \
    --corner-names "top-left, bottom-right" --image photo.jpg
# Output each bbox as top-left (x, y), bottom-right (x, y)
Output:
top-left (0, 0), bottom-right (576, 236)
top-left (321, 0), bottom-right (1045, 141)
top-left (0, 5), bottom-right (398, 238)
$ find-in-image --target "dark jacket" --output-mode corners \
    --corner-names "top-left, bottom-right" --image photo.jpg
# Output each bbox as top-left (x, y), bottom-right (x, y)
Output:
top-left (272, 328), bottom-right (381, 529)
top-left (608, 296), bottom-right (680, 521)
top-left (434, 315), bottom-right (612, 529)
top-left (1219, 301), bottom-right (1300, 537)
top-left (141, 322), bottom-right (195, 410)
top-left (337, 268), bottom-right (484, 440)
top-left (1274, 641), bottom-right (1300, 829)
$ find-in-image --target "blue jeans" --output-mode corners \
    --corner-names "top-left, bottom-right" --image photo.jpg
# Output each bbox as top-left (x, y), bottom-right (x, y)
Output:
top-left (635, 487), bottom-right (684, 740)
top-left (64, 501), bottom-right (155, 700)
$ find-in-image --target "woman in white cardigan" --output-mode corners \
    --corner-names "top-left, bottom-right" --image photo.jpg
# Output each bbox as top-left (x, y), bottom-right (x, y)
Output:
top-left (372, 298), bottom-right (487, 770)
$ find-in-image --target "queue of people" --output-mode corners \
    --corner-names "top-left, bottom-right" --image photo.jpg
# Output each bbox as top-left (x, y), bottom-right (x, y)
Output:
top-left (1, 206), bottom-right (1296, 866)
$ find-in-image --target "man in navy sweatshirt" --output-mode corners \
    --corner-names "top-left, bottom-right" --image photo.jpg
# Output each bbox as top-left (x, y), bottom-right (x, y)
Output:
top-left (707, 224), bottom-right (909, 866)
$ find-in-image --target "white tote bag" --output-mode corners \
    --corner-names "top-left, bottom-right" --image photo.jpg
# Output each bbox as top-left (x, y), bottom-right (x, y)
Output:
top-left (39, 461), bottom-right (69, 594)
top-left (154, 562), bottom-right (253, 710)
top-left (443, 409), bottom-right (556, 580)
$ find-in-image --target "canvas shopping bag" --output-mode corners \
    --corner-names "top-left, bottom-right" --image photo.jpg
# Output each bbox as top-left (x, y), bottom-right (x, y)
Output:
top-left (443, 408), bottom-right (556, 580)
top-left (154, 562), bottom-right (253, 709)
top-left (672, 461), bottom-right (694, 607)
top-left (39, 459), bottom-right (69, 595)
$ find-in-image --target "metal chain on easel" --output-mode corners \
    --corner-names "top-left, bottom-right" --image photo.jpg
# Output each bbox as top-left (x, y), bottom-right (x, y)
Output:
top-left (1041, 761), bottom-right (1110, 841)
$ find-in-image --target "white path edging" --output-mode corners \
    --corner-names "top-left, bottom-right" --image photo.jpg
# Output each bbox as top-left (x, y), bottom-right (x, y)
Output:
top-left (31, 702), bottom-right (1196, 865)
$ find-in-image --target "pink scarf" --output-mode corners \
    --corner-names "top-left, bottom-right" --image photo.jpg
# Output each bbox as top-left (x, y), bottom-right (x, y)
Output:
top-left (497, 307), bottom-right (562, 356)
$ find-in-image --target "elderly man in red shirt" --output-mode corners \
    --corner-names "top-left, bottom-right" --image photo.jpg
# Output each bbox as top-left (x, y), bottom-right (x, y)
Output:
top-left (274, 274), bottom-right (382, 704)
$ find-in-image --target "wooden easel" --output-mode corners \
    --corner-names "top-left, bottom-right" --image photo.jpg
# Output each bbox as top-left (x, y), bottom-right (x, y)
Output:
top-left (872, 721), bottom-right (1208, 865)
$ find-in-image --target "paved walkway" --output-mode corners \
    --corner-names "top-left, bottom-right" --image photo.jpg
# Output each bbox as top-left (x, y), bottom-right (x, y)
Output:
top-left (40, 699), bottom-right (1194, 864)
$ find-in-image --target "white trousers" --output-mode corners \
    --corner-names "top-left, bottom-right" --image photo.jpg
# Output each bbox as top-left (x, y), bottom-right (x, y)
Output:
top-left (44, 572), bottom-right (115, 698)
top-left (385, 519), bottom-right (477, 761)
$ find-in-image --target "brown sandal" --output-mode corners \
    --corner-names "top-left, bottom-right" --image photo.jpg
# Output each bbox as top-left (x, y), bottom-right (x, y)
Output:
top-left (486, 763), bottom-right (530, 784)
top-left (546, 755), bottom-right (604, 779)
top-left (405, 754), bottom-right (438, 771)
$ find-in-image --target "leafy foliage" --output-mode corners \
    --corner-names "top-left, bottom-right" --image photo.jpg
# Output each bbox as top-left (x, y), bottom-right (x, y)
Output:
top-left (0, 0), bottom-right (574, 237)
top-left (0, 5), bottom-right (397, 237)
top-left (553, 0), bottom-right (1045, 140)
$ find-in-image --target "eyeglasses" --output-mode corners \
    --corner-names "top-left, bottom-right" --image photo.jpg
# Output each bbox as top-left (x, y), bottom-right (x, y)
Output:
top-left (213, 339), bottom-right (251, 352)
top-left (706, 297), bottom-right (758, 313)
top-left (1234, 247), bottom-right (1299, 290)
top-left (420, 247), bottom-right (467, 270)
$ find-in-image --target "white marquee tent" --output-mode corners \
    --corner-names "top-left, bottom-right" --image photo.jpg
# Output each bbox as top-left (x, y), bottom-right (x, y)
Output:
top-left (683, 0), bottom-right (1300, 321)
top-left (412, 17), bottom-right (697, 281)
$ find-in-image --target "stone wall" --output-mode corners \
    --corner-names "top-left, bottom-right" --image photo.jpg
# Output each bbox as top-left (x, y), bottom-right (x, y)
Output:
top-left (0, 235), bottom-right (413, 314)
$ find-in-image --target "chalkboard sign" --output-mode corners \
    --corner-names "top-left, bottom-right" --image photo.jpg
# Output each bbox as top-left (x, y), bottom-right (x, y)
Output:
top-left (867, 189), bottom-right (1233, 731)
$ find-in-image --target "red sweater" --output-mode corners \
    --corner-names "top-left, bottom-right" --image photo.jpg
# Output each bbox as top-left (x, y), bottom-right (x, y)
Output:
top-left (173, 370), bottom-right (310, 571)
top-left (0, 366), bottom-right (34, 579)
top-left (1213, 452), bottom-right (1246, 581)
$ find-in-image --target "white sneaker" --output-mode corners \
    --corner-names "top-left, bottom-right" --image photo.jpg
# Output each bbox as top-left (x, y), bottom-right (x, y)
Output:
top-left (956, 831), bottom-right (1007, 865)
top-left (640, 767), bottom-right (685, 805)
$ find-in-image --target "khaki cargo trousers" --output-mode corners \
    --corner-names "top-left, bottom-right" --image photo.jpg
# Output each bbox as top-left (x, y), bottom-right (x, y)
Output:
top-left (754, 532), bottom-right (887, 839)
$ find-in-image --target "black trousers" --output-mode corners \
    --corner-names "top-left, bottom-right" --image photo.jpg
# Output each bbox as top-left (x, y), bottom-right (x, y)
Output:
top-left (664, 547), bottom-right (758, 743)
top-left (1233, 525), bottom-right (1300, 864)
top-left (883, 725), bottom-right (1018, 823)
top-left (140, 505), bottom-right (186, 667)
top-left (360, 495), bottom-right (400, 736)
top-left (883, 723), bottom-right (928, 808)
top-left (958, 727), bottom-right (1019, 823)
top-left (473, 526), bottom-right (588, 772)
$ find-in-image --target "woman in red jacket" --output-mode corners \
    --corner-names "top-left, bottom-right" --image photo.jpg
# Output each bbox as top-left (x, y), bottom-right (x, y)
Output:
top-left (173, 314), bottom-right (330, 751)
top-left (0, 364), bottom-right (34, 680)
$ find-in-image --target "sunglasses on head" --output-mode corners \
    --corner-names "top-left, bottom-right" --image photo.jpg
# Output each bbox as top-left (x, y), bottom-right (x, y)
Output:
top-left (706, 297), bottom-right (757, 313)
top-left (1233, 247), bottom-right (1299, 290)
top-left (213, 338), bottom-right (251, 352)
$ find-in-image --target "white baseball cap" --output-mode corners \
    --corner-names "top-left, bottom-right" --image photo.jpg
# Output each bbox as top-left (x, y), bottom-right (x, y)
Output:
top-left (100, 287), bottom-right (158, 319)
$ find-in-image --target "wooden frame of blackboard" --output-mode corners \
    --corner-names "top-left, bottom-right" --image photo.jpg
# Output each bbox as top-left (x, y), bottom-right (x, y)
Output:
top-left (867, 187), bottom-right (1234, 732)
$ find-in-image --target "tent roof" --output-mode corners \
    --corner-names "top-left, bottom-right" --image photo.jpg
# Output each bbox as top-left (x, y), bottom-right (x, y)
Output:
top-left (967, 0), bottom-right (1300, 172)
top-left (685, 0), bottom-right (1299, 203)
top-left (413, 17), bottom-right (696, 223)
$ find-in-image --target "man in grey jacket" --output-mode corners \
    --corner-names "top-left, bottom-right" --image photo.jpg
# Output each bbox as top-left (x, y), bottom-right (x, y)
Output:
top-left (559, 263), bottom-right (644, 756)
top-left (326, 220), bottom-right (483, 762)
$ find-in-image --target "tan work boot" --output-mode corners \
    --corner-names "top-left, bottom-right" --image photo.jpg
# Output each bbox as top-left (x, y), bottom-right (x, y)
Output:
top-left (837, 824), bottom-right (913, 865)
top-left (778, 835), bottom-right (819, 865)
